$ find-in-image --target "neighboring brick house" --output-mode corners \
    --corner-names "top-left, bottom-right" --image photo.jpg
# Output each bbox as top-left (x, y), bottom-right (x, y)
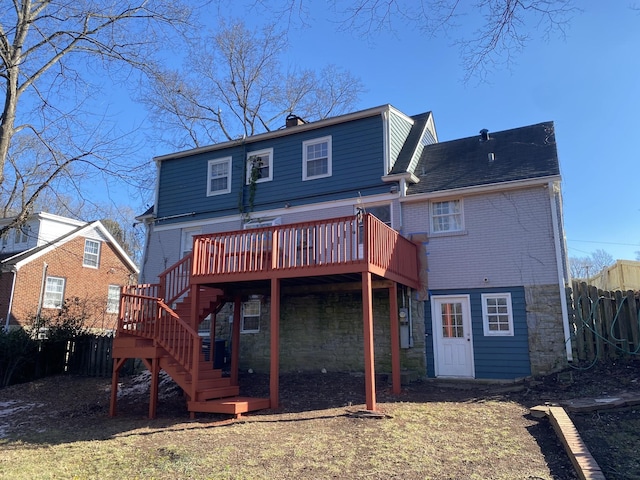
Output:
top-left (0, 212), bottom-right (139, 331)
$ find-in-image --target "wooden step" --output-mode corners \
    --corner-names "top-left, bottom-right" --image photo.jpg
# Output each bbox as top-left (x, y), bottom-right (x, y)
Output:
top-left (196, 385), bottom-right (240, 401)
top-left (188, 397), bottom-right (271, 415)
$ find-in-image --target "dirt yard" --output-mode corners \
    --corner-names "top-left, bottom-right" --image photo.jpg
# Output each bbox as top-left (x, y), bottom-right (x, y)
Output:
top-left (1, 358), bottom-right (639, 479)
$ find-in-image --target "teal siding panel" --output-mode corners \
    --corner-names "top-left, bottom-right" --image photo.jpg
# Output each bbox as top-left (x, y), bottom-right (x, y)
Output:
top-left (156, 115), bottom-right (388, 224)
top-left (425, 287), bottom-right (531, 380)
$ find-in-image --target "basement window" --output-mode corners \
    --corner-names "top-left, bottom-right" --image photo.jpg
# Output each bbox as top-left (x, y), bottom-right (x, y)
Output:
top-left (241, 300), bottom-right (260, 333)
top-left (481, 293), bottom-right (514, 336)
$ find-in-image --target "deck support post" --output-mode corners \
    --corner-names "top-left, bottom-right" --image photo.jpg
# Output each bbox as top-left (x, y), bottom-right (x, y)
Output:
top-left (231, 295), bottom-right (241, 386)
top-left (109, 357), bottom-right (127, 417)
top-left (149, 356), bottom-right (160, 419)
top-left (270, 277), bottom-right (280, 409)
top-left (389, 283), bottom-right (401, 395)
top-left (362, 271), bottom-right (376, 411)
top-left (190, 284), bottom-right (200, 331)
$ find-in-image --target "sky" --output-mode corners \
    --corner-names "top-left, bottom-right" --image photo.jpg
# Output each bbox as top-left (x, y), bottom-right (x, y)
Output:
top-left (113, 1), bottom-right (639, 261)
top-left (251, 1), bottom-right (639, 262)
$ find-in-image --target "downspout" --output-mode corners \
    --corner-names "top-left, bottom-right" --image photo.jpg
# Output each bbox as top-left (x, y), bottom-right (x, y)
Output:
top-left (549, 182), bottom-right (573, 362)
top-left (4, 268), bottom-right (17, 330)
top-left (408, 287), bottom-right (414, 347)
top-left (36, 263), bottom-right (48, 319)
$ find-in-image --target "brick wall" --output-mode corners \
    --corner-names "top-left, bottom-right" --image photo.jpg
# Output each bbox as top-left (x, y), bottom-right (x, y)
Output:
top-left (9, 235), bottom-right (136, 330)
top-left (213, 291), bottom-right (426, 376)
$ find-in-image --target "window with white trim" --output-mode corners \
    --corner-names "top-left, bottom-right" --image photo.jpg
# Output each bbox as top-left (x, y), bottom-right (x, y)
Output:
top-left (241, 300), bottom-right (261, 333)
top-left (246, 148), bottom-right (273, 184)
top-left (107, 285), bottom-right (121, 314)
top-left (430, 199), bottom-right (463, 233)
top-left (83, 239), bottom-right (101, 268)
top-left (181, 227), bottom-right (202, 258)
top-left (481, 293), bottom-right (514, 336)
top-left (207, 157), bottom-right (232, 196)
top-left (43, 276), bottom-right (65, 309)
top-left (302, 136), bottom-right (332, 180)
top-left (14, 226), bottom-right (29, 246)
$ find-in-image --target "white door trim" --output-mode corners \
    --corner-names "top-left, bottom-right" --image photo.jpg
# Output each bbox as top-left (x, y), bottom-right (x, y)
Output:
top-left (431, 294), bottom-right (475, 378)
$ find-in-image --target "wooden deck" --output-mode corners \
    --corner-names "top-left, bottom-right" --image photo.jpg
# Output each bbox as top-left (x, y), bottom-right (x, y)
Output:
top-left (109, 214), bottom-right (421, 419)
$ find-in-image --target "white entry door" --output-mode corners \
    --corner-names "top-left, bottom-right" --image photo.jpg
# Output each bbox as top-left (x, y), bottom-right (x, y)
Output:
top-left (432, 295), bottom-right (474, 378)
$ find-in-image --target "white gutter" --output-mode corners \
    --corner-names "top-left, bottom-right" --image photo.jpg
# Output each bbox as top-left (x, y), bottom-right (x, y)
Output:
top-left (400, 175), bottom-right (562, 202)
top-left (549, 181), bottom-right (573, 362)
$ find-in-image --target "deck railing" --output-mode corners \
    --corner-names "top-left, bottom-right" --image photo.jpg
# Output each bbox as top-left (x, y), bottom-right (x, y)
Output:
top-left (118, 293), bottom-right (201, 373)
top-left (191, 213), bottom-right (419, 285)
top-left (158, 254), bottom-right (192, 305)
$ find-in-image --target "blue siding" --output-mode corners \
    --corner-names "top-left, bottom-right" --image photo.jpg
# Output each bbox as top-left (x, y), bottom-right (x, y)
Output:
top-left (424, 286), bottom-right (531, 380)
top-left (156, 115), bottom-right (389, 224)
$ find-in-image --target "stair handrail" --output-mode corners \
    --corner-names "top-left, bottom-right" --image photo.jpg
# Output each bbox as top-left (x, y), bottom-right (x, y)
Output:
top-left (158, 253), bottom-right (193, 306)
top-left (156, 299), bottom-right (202, 376)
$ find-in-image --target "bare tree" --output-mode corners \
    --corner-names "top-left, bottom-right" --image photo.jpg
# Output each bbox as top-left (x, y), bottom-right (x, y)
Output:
top-left (140, 20), bottom-right (365, 149)
top-left (0, 1), bottom-right (193, 233)
top-left (250, 0), bottom-right (579, 81)
top-left (570, 248), bottom-right (614, 280)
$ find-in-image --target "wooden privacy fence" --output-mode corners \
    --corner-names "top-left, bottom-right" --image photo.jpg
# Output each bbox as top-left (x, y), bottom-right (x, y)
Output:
top-left (568, 281), bottom-right (640, 362)
top-left (66, 334), bottom-right (117, 377)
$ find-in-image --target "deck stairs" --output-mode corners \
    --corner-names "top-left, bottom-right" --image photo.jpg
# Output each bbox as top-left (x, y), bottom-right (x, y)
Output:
top-left (113, 259), bottom-right (270, 418)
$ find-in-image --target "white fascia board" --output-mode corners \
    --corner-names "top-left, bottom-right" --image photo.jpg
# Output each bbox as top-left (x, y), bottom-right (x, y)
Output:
top-left (152, 191), bottom-right (399, 232)
top-left (154, 104), bottom-right (400, 163)
top-left (400, 175), bottom-right (562, 203)
top-left (12, 221), bottom-right (139, 274)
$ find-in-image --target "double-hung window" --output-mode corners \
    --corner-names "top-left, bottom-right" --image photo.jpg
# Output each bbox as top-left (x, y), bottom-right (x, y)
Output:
top-left (303, 136), bottom-right (332, 180)
top-left (107, 285), bottom-right (121, 314)
top-left (207, 157), bottom-right (232, 196)
top-left (431, 199), bottom-right (463, 233)
top-left (43, 276), bottom-right (65, 309)
top-left (246, 148), bottom-right (273, 184)
top-left (241, 300), bottom-right (261, 333)
top-left (481, 293), bottom-right (514, 336)
top-left (83, 239), bottom-right (100, 268)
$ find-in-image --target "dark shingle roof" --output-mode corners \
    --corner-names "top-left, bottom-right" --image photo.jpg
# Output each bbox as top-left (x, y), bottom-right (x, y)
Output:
top-left (407, 121), bottom-right (559, 195)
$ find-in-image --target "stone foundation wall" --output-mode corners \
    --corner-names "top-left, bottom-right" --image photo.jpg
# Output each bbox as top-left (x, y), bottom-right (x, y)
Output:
top-left (525, 284), bottom-right (569, 376)
top-left (213, 291), bottom-right (425, 376)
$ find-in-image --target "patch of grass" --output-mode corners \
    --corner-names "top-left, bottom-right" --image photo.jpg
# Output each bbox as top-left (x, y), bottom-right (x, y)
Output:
top-left (0, 400), bottom-right (562, 480)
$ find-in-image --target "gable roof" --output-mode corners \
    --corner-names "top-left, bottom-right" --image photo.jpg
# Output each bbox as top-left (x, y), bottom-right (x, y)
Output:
top-left (1, 221), bottom-right (139, 274)
top-left (407, 121), bottom-right (560, 195)
top-left (391, 111), bottom-right (434, 175)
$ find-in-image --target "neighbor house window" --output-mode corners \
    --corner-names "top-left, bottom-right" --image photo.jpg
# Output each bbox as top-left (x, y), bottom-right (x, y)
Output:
top-left (241, 300), bottom-right (261, 333)
top-left (83, 239), bottom-right (101, 268)
top-left (207, 157), bottom-right (232, 196)
top-left (303, 136), bottom-right (332, 180)
top-left (43, 276), bottom-right (65, 309)
top-left (107, 285), bottom-right (121, 314)
top-left (246, 148), bottom-right (273, 184)
top-left (14, 226), bottom-right (30, 247)
top-left (481, 293), bottom-right (514, 336)
top-left (431, 199), bottom-right (463, 233)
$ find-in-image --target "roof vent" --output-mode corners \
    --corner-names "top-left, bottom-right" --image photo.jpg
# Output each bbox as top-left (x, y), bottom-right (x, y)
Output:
top-left (286, 113), bottom-right (306, 128)
top-left (488, 152), bottom-right (495, 163)
top-left (479, 128), bottom-right (490, 142)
